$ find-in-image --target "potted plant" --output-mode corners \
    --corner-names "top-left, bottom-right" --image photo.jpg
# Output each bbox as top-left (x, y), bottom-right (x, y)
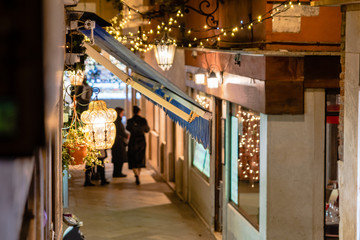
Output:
top-left (62, 100), bottom-right (101, 171)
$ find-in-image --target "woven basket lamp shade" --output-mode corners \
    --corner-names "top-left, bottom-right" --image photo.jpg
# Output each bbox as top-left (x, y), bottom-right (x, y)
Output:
top-left (81, 100), bottom-right (117, 150)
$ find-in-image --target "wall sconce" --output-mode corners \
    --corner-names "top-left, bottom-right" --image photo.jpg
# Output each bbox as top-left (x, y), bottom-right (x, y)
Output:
top-left (81, 100), bottom-right (117, 150)
top-left (207, 71), bottom-right (219, 88)
top-left (69, 70), bottom-right (84, 86)
top-left (195, 72), bottom-right (206, 85)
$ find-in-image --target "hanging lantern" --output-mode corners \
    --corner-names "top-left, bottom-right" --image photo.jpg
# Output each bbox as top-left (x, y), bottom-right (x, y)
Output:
top-left (69, 70), bottom-right (85, 86)
top-left (195, 72), bottom-right (206, 85)
top-left (80, 100), bottom-right (117, 150)
top-left (154, 36), bottom-right (176, 71)
top-left (207, 71), bottom-right (219, 88)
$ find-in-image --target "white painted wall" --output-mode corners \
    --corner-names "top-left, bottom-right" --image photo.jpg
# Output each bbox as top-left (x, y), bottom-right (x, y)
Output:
top-left (226, 204), bottom-right (260, 240)
top-left (225, 89), bottom-right (325, 240)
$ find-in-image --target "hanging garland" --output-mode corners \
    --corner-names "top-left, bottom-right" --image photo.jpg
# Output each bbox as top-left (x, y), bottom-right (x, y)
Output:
top-left (106, 0), bottom-right (299, 50)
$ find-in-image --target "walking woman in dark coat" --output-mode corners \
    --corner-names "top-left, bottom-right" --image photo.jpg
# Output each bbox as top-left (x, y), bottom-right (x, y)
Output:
top-left (111, 107), bottom-right (128, 178)
top-left (126, 106), bottom-right (150, 185)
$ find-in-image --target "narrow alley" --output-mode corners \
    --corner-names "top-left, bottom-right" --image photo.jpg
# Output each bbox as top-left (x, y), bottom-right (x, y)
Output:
top-left (67, 164), bottom-right (216, 240)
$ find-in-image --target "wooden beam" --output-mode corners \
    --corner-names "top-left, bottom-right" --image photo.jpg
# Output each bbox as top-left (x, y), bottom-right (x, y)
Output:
top-left (311, 0), bottom-right (360, 6)
top-left (84, 42), bottom-right (198, 123)
top-left (304, 55), bottom-right (340, 88)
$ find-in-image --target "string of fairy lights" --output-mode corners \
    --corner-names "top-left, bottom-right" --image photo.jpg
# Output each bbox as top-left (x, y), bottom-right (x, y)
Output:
top-left (236, 107), bottom-right (260, 187)
top-left (195, 94), bottom-right (211, 110)
top-left (106, 0), bottom-right (300, 51)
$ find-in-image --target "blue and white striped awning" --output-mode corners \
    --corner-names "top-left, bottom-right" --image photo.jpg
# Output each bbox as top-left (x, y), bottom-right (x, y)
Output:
top-left (81, 25), bottom-right (211, 149)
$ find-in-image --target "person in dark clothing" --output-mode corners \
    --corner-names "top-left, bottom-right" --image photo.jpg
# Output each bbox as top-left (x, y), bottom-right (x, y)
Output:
top-left (112, 107), bottom-right (128, 178)
top-left (97, 149), bottom-right (110, 185)
top-left (70, 77), bottom-right (93, 113)
top-left (126, 106), bottom-right (150, 185)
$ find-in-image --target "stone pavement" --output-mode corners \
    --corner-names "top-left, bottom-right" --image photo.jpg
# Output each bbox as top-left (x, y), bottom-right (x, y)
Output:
top-left (66, 163), bottom-right (216, 240)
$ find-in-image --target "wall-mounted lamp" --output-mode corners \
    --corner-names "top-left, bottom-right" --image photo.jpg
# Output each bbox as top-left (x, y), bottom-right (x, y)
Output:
top-left (195, 72), bottom-right (206, 85)
top-left (207, 71), bottom-right (219, 88)
top-left (69, 70), bottom-right (84, 86)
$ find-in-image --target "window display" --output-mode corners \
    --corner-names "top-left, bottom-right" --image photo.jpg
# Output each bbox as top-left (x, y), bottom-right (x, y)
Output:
top-left (230, 104), bottom-right (260, 228)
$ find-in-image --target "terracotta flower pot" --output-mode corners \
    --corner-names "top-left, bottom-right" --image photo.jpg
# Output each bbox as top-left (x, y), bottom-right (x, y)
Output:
top-left (68, 145), bottom-right (88, 165)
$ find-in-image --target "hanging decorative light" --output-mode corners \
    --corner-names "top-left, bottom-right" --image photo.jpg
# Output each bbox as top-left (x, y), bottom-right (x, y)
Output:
top-left (154, 34), bottom-right (176, 71)
top-left (207, 71), bottom-right (219, 88)
top-left (80, 98), bottom-right (117, 150)
top-left (69, 70), bottom-right (85, 86)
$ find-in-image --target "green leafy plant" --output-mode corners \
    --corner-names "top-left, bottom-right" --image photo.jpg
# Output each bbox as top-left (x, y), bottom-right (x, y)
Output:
top-left (62, 101), bottom-right (102, 171)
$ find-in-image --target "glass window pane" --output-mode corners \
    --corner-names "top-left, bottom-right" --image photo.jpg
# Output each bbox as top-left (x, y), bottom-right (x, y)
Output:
top-left (231, 116), bottom-right (239, 204)
top-left (193, 141), bottom-right (210, 178)
top-left (230, 105), bottom-right (260, 228)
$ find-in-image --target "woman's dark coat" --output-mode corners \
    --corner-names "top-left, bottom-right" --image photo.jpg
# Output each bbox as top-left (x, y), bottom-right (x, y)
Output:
top-left (126, 115), bottom-right (150, 169)
top-left (111, 116), bottom-right (128, 176)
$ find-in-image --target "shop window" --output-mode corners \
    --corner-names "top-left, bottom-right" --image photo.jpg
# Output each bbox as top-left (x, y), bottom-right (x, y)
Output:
top-left (192, 141), bottom-right (210, 178)
top-left (191, 91), bottom-right (211, 178)
top-left (324, 91), bottom-right (340, 239)
top-left (230, 105), bottom-right (260, 229)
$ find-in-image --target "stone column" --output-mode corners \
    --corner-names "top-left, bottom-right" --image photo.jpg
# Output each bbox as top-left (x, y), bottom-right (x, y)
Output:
top-left (339, 7), bottom-right (360, 239)
top-left (260, 89), bottom-right (325, 240)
